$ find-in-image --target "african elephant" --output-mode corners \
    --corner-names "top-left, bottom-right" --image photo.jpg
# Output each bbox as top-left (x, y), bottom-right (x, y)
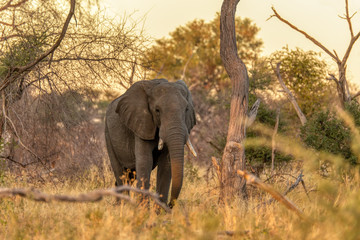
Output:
top-left (105, 79), bottom-right (197, 208)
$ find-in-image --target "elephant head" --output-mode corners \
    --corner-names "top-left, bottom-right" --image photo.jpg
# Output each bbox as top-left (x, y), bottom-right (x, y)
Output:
top-left (115, 79), bottom-right (196, 206)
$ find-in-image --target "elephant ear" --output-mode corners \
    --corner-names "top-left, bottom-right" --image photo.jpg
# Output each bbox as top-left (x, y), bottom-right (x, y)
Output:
top-left (175, 80), bottom-right (196, 133)
top-left (116, 79), bottom-right (167, 140)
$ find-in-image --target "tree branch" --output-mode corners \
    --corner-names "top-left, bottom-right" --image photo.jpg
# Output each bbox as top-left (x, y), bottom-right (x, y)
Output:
top-left (270, 7), bottom-right (341, 64)
top-left (272, 62), bottom-right (307, 126)
top-left (237, 169), bottom-right (306, 219)
top-left (271, 108), bottom-right (280, 172)
top-left (352, 91), bottom-right (360, 99)
top-left (0, 0), bottom-right (75, 92)
top-left (0, 186), bottom-right (171, 212)
top-left (0, 0), bottom-right (27, 12)
top-left (345, 0), bottom-right (355, 37)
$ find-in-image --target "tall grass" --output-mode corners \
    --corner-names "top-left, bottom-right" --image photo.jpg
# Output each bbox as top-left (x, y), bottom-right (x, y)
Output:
top-left (1, 113), bottom-right (360, 239)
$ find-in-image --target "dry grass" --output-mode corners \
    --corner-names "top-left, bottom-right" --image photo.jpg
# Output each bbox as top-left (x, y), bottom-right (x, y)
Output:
top-left (1, 160), bottom-right (360, 240)
top-left (1, 111), bottom-right (360, 239)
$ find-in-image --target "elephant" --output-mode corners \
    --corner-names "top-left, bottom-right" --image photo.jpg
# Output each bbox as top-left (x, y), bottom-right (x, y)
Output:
top-left (105, 79), bottom-right (197, 208)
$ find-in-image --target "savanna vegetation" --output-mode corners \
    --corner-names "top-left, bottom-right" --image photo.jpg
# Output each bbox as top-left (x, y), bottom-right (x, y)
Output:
top-left (1, 0), bottom-right (360, 239)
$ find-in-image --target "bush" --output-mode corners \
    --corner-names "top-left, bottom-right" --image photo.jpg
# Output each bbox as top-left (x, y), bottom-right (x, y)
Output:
top-left (300, 101), bottom-right (360, 164)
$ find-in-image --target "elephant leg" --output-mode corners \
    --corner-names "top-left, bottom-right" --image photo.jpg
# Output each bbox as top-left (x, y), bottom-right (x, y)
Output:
top-left (156, 151), bottom-right (171, 204)
top-left (135, 136), bottom-right (154, 190)
top-left (105, 124), bottom-right (123, 187)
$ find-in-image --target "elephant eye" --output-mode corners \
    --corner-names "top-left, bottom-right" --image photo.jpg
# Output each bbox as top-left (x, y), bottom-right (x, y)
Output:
top-left (155, 108), bottom-right (160, 115)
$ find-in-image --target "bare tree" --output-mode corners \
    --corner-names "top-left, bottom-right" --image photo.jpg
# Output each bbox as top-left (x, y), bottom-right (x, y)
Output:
top-left (219, 0), bottom-right (249, 201)
top-left (0, 0), bottom-right (150, 173)
top-left (271, 0), bottom-right (360, 107)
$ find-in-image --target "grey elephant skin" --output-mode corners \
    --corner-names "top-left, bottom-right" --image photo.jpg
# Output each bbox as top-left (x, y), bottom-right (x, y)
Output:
top-left (105, 79), bottom-right (196, 207)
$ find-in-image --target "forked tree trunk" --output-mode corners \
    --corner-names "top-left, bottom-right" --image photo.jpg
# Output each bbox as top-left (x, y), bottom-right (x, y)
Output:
top-left (271, 0), bottom-right (360, 108)
top-left (219, 0), bottom-right (249, 202)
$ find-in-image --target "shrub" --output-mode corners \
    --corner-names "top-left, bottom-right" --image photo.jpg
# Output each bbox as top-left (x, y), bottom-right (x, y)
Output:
top-left (300, 101), bottom-right (360, 165)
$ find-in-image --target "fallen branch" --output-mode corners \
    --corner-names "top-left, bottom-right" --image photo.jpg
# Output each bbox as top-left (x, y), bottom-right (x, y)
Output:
top-left (217, 230), bottom-right (249, 237)
top-left (0, 185), bottom-right (171, 213)
top-left (237, 170), bottom-right (306, 219)
top-left (258, 171), bottom-right (310, 208)
top-left (283, 171), bottom-right (306, 196)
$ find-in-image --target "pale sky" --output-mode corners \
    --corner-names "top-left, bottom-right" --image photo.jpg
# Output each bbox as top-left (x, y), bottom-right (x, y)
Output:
top-left (104, 0), bottom-right (360, 87)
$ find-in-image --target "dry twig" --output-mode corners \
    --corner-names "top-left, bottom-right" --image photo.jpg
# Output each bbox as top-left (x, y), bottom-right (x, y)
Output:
top-left (0, 186), bottom-right (171, 213)
top-left (271, 108), bottom-right (280, 172)
top-left (237, 170), bottom-right (306, 219)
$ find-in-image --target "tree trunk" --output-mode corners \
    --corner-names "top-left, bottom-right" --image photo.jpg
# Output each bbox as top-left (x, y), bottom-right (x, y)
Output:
top-left (219, 0), bottom-right (249, 202)
top-left (338, 64), bottom-right (351, 106)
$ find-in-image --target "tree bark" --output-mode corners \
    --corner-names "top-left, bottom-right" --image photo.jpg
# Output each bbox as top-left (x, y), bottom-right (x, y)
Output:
top-left (219, 0), bottom-right (249, 202)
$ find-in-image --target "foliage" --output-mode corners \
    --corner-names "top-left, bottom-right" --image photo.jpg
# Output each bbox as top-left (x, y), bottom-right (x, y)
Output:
top-left (270, 47), bottom-right (332, 116)
top-left (248, 57), bottom-right (274, 93)
top-left (301, 101), bottom-right (360, 164)
top-left (0, 35), bottom-right (46, 78)
top-left (144, 13), bottom-right (263, 88)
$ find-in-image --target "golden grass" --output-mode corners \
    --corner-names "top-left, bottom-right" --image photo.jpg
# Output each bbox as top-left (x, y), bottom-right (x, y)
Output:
top-left (1, 115), bottom-right (360, 239)
top-left (1, 161), bottom-right (360, 240)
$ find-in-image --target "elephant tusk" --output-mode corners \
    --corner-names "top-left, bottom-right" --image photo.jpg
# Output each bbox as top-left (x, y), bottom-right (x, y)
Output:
top-left (158, 138), bottom-right (164, 150)
top-left (186, 138), bottom-right (197, 157)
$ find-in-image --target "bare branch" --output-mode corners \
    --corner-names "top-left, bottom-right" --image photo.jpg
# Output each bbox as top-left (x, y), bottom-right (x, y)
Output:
top-left (271, 108), bottom-right (280, 172)
top-left (327, 74), bottom-right (339, 84)
top-left (0, 155), bottom-right (38, 168)
top-left (272, 62), bottom-right (307, 126)
top-left (0, 0), bottom-right (27, 12)
top-left (352, 91), bottom-right (360, 99)
top-left (18, 0), bottom-right (75, 72)
top-left (0, 34), bottom-right (21, 41)
top-left (258, 171), bottom-right (310, 208)
top-left (0, 20), bottom-right (15, 27)
top-left (237, 170), bottom-right (306, 219)
top-left (345, 0), bottom-right (354, 37)
top-left (0, 186), bottom-right (171, 212)
top-left (341, 32), bottom-right (360, 67)
top-left (0, 0), bottom-right (75, 92)
top-left (271, 7), bottom-right (340, 64)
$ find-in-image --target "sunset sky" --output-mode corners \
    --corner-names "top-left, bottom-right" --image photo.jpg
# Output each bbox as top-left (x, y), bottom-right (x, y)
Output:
top-left (105, 0), bottom-right (360, 87)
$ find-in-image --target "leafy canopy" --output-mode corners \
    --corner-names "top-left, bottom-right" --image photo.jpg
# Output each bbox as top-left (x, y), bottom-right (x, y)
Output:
top-left (144, 13), bottom-right (263, 88)
top-left (301, 101), bottom-right (360, 165)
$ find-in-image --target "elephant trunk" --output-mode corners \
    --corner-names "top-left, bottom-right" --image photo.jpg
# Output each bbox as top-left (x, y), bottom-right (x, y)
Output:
top-left (166, 133), bottom-right (186, 208)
